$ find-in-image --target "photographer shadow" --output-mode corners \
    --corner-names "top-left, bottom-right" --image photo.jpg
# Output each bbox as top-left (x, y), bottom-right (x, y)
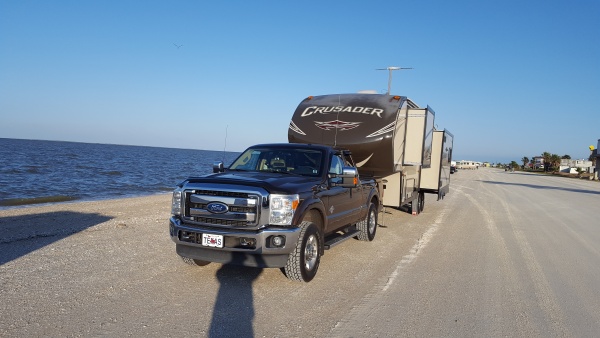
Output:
top-left (209, 253), bottom-right (265, 338)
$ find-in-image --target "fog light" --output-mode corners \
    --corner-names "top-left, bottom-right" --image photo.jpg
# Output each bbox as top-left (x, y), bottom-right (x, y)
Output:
top-left (272, 235), bottom-right (285, 247)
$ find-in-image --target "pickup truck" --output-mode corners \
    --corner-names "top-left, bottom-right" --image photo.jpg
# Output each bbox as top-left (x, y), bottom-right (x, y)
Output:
top-left (169, 143), bottom-right (380, 282)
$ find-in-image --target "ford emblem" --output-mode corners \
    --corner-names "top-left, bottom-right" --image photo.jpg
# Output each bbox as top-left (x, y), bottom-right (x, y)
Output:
top-left (206, 202), bottom-right (229, 214)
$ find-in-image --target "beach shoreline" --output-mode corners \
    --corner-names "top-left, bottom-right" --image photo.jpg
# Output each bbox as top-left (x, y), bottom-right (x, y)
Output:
top-left (0, 191), bottom-right (172, 211)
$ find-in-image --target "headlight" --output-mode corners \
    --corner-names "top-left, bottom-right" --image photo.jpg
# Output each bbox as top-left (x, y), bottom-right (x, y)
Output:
top-left (269, 194), bottom-right (299, 225)
top-left (171, 188), bottom-right (183, 216)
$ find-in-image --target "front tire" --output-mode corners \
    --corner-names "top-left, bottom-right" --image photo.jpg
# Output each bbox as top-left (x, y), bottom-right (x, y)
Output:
top-left (284, 221), bottom-right (321, 282)
top-left (181, 256), bottom-right (211, 266)
top-left (356, 202), bottom-right (377, 241)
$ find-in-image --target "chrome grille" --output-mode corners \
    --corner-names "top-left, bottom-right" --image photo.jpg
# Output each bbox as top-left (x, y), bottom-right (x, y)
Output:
top-left (192, 217), bottom-right (249, 227)
top-left (184, 190), bottom-right (260, 227)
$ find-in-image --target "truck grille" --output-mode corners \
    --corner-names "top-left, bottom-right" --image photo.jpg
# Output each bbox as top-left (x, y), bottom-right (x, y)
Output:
top-left (184, 190), bottom-right (261, 227)
top-left (191, 217), bottom-right (249, 227)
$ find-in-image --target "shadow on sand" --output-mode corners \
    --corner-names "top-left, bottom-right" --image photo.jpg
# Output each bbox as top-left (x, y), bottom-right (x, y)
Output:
top-left (478, 180), bottom-right (600, 195)
top-left (209, 254), bottom-right (265, 338)
top-left (0, 211), bottom-right (113, 265)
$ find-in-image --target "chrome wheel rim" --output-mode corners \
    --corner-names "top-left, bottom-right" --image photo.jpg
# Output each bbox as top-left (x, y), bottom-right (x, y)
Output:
top-left (304, 234), bottom-right (318, 271)
top-left (368, 210), bottom-right (376, 234)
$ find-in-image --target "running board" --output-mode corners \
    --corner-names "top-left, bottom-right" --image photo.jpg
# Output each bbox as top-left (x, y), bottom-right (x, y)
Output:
top-left (324, 228), bottom-right (360, 250)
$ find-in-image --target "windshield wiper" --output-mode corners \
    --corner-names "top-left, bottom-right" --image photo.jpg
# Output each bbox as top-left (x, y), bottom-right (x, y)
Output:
top-left (263, 169), bottom-right (300, 175)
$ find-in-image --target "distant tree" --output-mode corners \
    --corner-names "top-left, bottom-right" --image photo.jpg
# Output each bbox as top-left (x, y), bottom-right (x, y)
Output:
top-left (542, 152), bottom-right (552, 171)
top-left (510, 161), bottom-right (519, 169)
top-left (550, 154), bottom-right (561, 172)
top-left (521, 156), bottom-right (529, 169)
top-left (562, 154), bottom-right (571, 159)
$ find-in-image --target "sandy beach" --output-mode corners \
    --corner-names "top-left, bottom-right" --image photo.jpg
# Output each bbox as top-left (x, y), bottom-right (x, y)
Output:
top-left (3, 170), bottom-right (600, 336)
top-left (0, 194), bottom-right (178, 335)
top-left (0, 192), bottom-right (408, 336)
top-left (2, 192), bottom-right (401, 337)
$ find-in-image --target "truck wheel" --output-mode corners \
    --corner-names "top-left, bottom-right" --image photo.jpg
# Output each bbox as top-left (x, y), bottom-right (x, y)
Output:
top-left (356, 202), bottom-right (377, 241)
top-left (418, 192), bottom-right (425, 213)
top-left (181, 256), bottom-right (211, 266)
top-left (284, 221), bottom-right (321, 282)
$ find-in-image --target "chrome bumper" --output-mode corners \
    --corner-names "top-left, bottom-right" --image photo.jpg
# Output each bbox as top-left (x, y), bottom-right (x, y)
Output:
top-left (169, 217), bottom-right (302, 268)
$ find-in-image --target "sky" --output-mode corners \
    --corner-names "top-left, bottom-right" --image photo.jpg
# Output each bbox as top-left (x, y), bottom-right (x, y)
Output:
top-left (1, 0), bottom-right (599, 164)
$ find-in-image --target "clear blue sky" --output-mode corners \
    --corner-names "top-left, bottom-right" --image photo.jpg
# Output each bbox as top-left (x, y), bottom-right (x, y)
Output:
top-left (1, 0), bottom-right (599, 164)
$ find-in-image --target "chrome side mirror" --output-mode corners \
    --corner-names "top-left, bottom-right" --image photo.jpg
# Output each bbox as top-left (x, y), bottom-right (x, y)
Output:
top-left (213, 161), bottom-right (224, 173)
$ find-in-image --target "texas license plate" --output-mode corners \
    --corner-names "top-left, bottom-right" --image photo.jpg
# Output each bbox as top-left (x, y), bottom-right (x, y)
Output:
top-left (202, 233), bottom-right (223, 248)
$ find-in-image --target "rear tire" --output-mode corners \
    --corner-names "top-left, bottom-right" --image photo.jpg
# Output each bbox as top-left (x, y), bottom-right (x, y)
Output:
top-left (356, 202), bottom-right (377, 241)
top-left (181, 256), bottom-right (211, 266)
top-left (418, 191), bottom-right (425, 212)
top-left (284, 221), bottom-right (321, 282)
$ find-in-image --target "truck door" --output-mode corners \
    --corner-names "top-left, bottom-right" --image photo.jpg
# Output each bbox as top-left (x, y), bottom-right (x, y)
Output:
top-left (323, 154), bottom-right (359, 233)
top-left (342, 152), bottom-right (367, 221)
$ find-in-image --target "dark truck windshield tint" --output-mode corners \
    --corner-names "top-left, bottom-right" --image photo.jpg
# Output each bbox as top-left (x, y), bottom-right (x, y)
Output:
top-left (229, 147), bottom-right (324, 176)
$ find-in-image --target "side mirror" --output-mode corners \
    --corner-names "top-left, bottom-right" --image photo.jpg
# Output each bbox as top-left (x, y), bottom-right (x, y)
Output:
top-left (213, 161), bottom-right (224, 173)
top-left (330, 167), bottom-right (358, 187)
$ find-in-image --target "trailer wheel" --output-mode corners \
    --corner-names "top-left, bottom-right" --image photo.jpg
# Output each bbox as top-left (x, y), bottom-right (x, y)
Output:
top-left (284, 221), bottom-right (321, 282)
top-left (418, 192), bottom-right (425, 213)
top-left (356, 202), bottom-right (377, 241)
top-left (181, 256), bottom-right (211, 266)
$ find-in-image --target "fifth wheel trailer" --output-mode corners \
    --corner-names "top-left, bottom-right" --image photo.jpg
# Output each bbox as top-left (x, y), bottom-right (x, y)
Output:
top-left (288, 93), bottom-right (439, 214)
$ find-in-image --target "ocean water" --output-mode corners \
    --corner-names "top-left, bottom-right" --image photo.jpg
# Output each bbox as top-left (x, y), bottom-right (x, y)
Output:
top-left (0, 138), bottom-right (240, 208)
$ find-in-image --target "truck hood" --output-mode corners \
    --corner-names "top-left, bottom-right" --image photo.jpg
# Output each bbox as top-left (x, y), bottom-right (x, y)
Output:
top-left (183, 171), bottom-right (322, 195)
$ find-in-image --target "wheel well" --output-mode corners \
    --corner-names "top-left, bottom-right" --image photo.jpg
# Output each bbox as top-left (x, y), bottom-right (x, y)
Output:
top-left (301, 209), bottom-right (325, 255)
top-left (371, 195), bottom-right (380, 211)
top-left (302, 209), bottom-right (324, 230)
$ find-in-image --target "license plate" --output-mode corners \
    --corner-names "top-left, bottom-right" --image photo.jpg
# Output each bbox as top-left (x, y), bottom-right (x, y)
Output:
top-left (202, 233), bottom-right (223, 248)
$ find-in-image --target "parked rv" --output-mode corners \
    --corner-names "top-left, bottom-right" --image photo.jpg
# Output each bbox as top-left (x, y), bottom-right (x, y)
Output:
top-left (289, 94), bottom-right (448, 214)
top-left (169, 93), bottom-right (453, 282)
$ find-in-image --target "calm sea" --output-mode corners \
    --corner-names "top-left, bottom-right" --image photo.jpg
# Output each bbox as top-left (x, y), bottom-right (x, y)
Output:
top-left (0, 138), bottom-right (240, 209)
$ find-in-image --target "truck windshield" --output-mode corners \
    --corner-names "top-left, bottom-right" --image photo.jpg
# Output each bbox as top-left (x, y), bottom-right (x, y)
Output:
top-left (229, 147), bottom-right (323, 176)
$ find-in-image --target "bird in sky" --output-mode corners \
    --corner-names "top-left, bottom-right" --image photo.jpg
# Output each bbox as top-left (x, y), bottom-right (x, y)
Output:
top-left (173, 43), bottom-right (183, 49)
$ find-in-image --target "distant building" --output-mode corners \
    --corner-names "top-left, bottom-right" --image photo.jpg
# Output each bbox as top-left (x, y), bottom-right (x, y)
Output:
top-left (532, 156), bottom-right (545, 170)
top-left (559, 159), bottom-right (594, 174)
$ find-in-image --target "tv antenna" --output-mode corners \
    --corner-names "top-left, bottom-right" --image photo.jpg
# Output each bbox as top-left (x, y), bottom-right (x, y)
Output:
top-left (376, 66), bottom-right (413, 95)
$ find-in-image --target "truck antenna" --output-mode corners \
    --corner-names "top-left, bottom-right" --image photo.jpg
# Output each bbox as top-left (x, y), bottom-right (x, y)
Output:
top-left (376, 66), bottom-right (413, 95)
top-left (222, 125), bottom-right (228, 162)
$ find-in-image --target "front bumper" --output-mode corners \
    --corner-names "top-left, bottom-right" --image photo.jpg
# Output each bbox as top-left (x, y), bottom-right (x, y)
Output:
top-left (169, 217), bottom-right (302, 268)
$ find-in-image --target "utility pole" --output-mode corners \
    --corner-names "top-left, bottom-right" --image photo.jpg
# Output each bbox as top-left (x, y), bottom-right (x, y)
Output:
top-left (376, 66), bottom-right (413, 95)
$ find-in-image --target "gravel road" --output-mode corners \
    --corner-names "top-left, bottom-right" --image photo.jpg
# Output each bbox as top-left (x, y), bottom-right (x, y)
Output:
top-left (1, 169), bottom-right (599, 337)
